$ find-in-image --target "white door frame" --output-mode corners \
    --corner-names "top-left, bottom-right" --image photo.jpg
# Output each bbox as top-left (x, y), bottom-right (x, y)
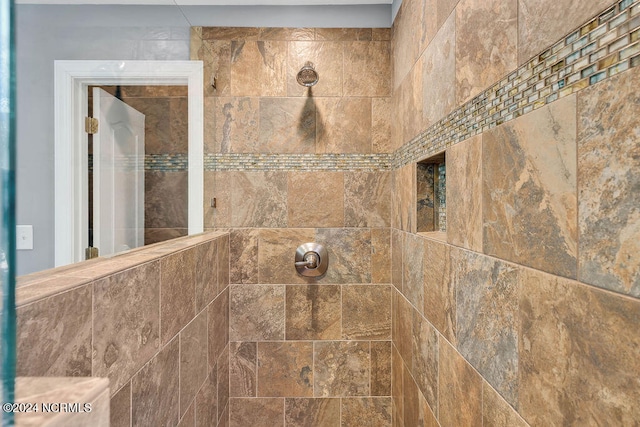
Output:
top-left (54, 60), bottom-right (204, 267)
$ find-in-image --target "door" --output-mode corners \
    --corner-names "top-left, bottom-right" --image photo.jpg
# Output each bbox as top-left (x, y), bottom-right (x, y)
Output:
top-left (92, 87), bottom-right (145, 257)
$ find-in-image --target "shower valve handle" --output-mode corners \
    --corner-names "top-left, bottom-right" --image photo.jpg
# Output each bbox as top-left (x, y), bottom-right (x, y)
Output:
top-left (294, 252), bottom-right (319, 269)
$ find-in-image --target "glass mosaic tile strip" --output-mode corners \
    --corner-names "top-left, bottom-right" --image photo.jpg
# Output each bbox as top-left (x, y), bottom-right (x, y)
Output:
top-left (205, 153), bottom-right (393, 172)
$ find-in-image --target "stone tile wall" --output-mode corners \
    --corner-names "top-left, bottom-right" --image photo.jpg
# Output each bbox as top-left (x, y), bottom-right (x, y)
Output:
top-left (391, 0), bottom-right (640, 426)
top-left (14, 232), bottom-right (230, 427)
top-left (191, 27), bottom-right (394, 426)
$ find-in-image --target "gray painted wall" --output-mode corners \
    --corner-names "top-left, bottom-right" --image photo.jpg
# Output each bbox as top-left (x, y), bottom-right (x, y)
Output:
top-left (15, 4), bottom-right (392, 275)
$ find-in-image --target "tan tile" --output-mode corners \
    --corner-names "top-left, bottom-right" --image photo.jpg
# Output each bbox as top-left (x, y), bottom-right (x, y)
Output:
top-left (314, 341), bottom-right (370, 397)
top-left (217, 345), bottom-right (230, 418)
top-left (391, 344), bottom-right (404, 423)
top-left (411, 310), bottom-right (438, 411)
top-left (316, 98), bottom-right (371, 154)
top-left (204, 96), bottom-right (217, 152)
top-left (482, 381), bottom-right (527, 427)
top-left (124, 97), bottom-right (172, 154)
top-left (371, 341), bottom-right (392, 397)
top-left (230, 40), bottom-right (287, 96)
top-left (195, 39), bottom-right (231, 97)
top-left (229, 398), bottom-right (284, 427)
top-left (203, 27), bottom-right (260, 40)
top-left (518, 0), bottom-right (613, 64)
top-left (258, 342), bottom-right (314, 397)
top-left (229, 284), bottom-right (285, 341)
top-left (341, 398), bottom-right (392, 426)
top-left (393, 164), bottom-right (416, 233)
top-left (230, 342), bottom-right (256, 397)
top-left (286, 285), bottom-right (341, 340)
top-left (110, 383), bottom-right (131, 427)
top-left (287, 41), bottom-right (343, 97)
top-left (422, 11), bottom-right (456, 127)
top-left (446, 135), bottom-right (482, 252)
top-left (419, 390), bottom-right (439, 427)
top-left (284, 398), bottom-right (340, 426)
top-left (344, 172), bottom-right (391, 228)
top-left (438, 337), bottom-right (482, 427)
top-left (195, 239), bottom-right (218, 311)
top-left (259, 98), bottom-right (316, 153)
top-left (217, 234), bottom-right (230, 292)
top-left (577, 67), bottom-right (640, 297)
top-left (195, 365), bottom-right (218, 427)
top-left (343, 285), bottom-right (392, 340)
top-left (214, 97), bottom-right (260, 153)
top-left (372, 97), bottom-right (392, 153)
top-left (398, 56), bottom-right (424, 144)
top-left (288, 172), bottom-right (344, 228)
top-left (373, 28), bottom-right (391, 41)
top-left (402, 234), bottom-right (425, 313)
top-left (344, 41), bottom-right (391, 97)
top-left (178, 402), bottom-right (195, 427)
top-left (316, 228), bottom-right (372, 283)
top-left (204, 171), bottom-right (230, 228)
top-left (230, 228), bottom-right (259, 284)
top-left (258, 228), bottom-right (315, 284)
top-left (315, 28), bottom-right (372, 41)
top-left (519, 269), bottom-right (640, 425)
top-left (230, 171), bottom-right (288, 227)
top-left (145, 171), bottom-right (188, 228)
top-left (483, 96), bottom-right (578, 278)
top-left (260, 27), bottom-right (315, 41)
top-left (372, 228), bottom-right (392, 284)
top-left (437, 0), bottom-right (460, 30)
top-left (132, 338), bottom-right (180, 426)
top-left (208, 288), bottom-right (229, 370)
top-left (170, 96), bottom-right (188, 153)
top-left (391, 229), bottom-right (403, 292)
top-left (180, 312), bottom-right (208, 417)
top-left (144, 228), bottom-right (188, 246)
top-left (423, 239), bottom-right (454, 343)
top-left (392, 0), bottom-right (430, 88)
top-left (17, 285), bottom-right (92, 377)
top-left (161, 248), bottom-right (196, 343)
top-left (393, 293), bottom-right (414, 370)
top-left (456, 0), bottom-right (517, 104)
top-left (92, 262), bottom-right (160, 392)
top-left (402, 364), bottom-right (420, 427)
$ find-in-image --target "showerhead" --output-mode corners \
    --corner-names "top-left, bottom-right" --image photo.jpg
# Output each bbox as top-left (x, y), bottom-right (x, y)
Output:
top-left (296, 62), bottom-right (319, 87)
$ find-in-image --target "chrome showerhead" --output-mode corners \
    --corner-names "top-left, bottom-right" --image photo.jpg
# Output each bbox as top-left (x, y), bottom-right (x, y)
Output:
top-left (296, 62), bottom-right (319, 87)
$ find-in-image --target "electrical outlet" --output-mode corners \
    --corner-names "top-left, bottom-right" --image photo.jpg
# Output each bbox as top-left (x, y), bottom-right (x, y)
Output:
top-left (16, 225), bottom-right (33, 250)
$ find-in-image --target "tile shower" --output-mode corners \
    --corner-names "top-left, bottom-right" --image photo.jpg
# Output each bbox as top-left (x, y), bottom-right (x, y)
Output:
top-left (13, 0), bottom-right (640, 425)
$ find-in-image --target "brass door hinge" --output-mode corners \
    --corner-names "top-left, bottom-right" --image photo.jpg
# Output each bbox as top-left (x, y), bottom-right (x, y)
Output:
top-left (85, 246), bottom-right (99, 260)
top-left (85, 117), bottom-right (99, 134)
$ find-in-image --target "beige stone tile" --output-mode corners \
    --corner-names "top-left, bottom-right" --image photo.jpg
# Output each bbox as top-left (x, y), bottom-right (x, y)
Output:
top-left (145, 171), bottom-right (188, 228)
top-left (437, 0), bottom-right (460, 30)
top-left (316, 98), bottom-right (371, 154)
top-left (286, 284), bottom-right (341, 340)
top-left (195, 365), bottom-right (218, 427)
top-left (17, 285), bottom-right (92, 377)
top-left (341, 398), bottom-right (392, 426)
top-left (229, 284), bottom-right (285, 341)
top-left (316, 228), bottom-right (372, 283)
top-left (208, 288), bottom-right (229, 370)
top-left (204, 171), bottom-right (230, 228)
top-left (178, 401), bottom-right (195, 427)
top-left (344, 172), bottom-right (391, 228)
top-left (230, 171), bottom-right (288, 227)
top-left (373, 28), bottom-right (391, 41)
top-left (230, 342), bottom-right (257, 397)
top-left (456, 0), bottom-right (517, 104)
top-left (180, 312), bottom-right (208, 418)
top-left (343, 285), bottom-right (392, 340)
top-left (393, 292), bottom-right (414, 369)
top-left (203, 27), bottom-right (260, 40)
top-left (344, 41), bottom-right (391, 97)
top-left (422, 11), bottom-right (456, 127)
top-left (288, 172), bottom-right (344, 228)
top-left (483, 96), bottom-right (578, 278)
top-left (230, 228), bottom-right (259, 284)
top-left (124, 97), bottom-right (172, 154)
top-left (260, 27), bottom-right (315, 41)
top-left (217, 345), bottom-right (230, 418)
top-left (398, 56), bottom-right (424, 144)
top-left (314, 341), bottom-right (370, 397)
top-left (438, 337), bottom-right (482, 427)
top-left (170, 96), bottom-right (188, 153)
top-left (284, 398), bottom-right (340, 426)
top-left (217, 234), bottom-right (230, 292)
top-left (518, 0), bottom-right (613, 64)
top-left (372, 228), bottom-right (392, 284)
top-left (315, 28), bottom-right (372, 41)
top-left (110, 383), bottom-right (130, 427)
top-left (402, 363), bottom-right (420, 427)
top-left (132, 338), bottom-right (180, 426)
top-left (287, 41), bottom-right (343, 97)
top-left (423, 238), bottom-right (455, 343)
top-left (92, 262), bottom-right (160, 392)
top-left (519, 269), bottom-right (640, 425)
top-left (371, 341), bottom-right (392, 397)
top-left (392, 164), bottom-right (416, 233)
top-left (161, 248), bottom-right (196, 344)
top-left (204, 96), bottom-right (217, 152)
top-left (391, 229), bottom-right (403, 292)
top-left (446, 135), bottom-right (482, 252)
top-left (577, 67), bottom-right (640, 297)
top-left (372, 97), bottom-right (392, 153)
top-left (392, 0), bottom-right (430, 88)
top-left (259, 98), bottom-right (316, 153)
top-left (195, 239), bottom-right (218, 312)
top-left (258, 228), bottom-right (316, 284)
top-left (230, 398), bottom-right (284, 427)
top-left (411, 310), bottom-right (438, 411)
top-left (230, 40), bottom-right (287, 97)
top-left (482, 381), bottom-right (528, 427)
top-left (257, 342), bottom-right (314, 397)
top-left (419, 390), bottom-right (439, 427)
top-left (144, 228), bottom-right (188, 246)
top-left (196, 39), bottom-right (232, 97)
top-left (214, 97), bottom-right (260, 153)
top-left (402, 233), bottom-right (425, 313)
top-left (391, 344), bottom-right (404, 423)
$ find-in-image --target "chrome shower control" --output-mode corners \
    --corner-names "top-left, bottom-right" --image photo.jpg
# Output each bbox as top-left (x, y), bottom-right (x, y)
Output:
top-left (295, 243), bottom-right (328, 277)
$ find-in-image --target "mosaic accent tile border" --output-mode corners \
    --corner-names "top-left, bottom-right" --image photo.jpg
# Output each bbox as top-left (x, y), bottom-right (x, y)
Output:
top-left (89, 154), bottom-right (188, 172)
top-left (394, 0), bottom-right (640, 168)
top-left (204, 153), bottom-right (393, 172)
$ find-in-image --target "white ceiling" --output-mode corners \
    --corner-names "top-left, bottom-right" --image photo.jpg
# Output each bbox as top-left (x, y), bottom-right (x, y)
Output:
top-left (17, 0), bottom-right (392, 5)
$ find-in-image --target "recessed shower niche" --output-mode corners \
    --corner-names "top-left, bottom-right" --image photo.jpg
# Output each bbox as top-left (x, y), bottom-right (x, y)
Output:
top-left (417, 152), bottom-right (446, 238)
